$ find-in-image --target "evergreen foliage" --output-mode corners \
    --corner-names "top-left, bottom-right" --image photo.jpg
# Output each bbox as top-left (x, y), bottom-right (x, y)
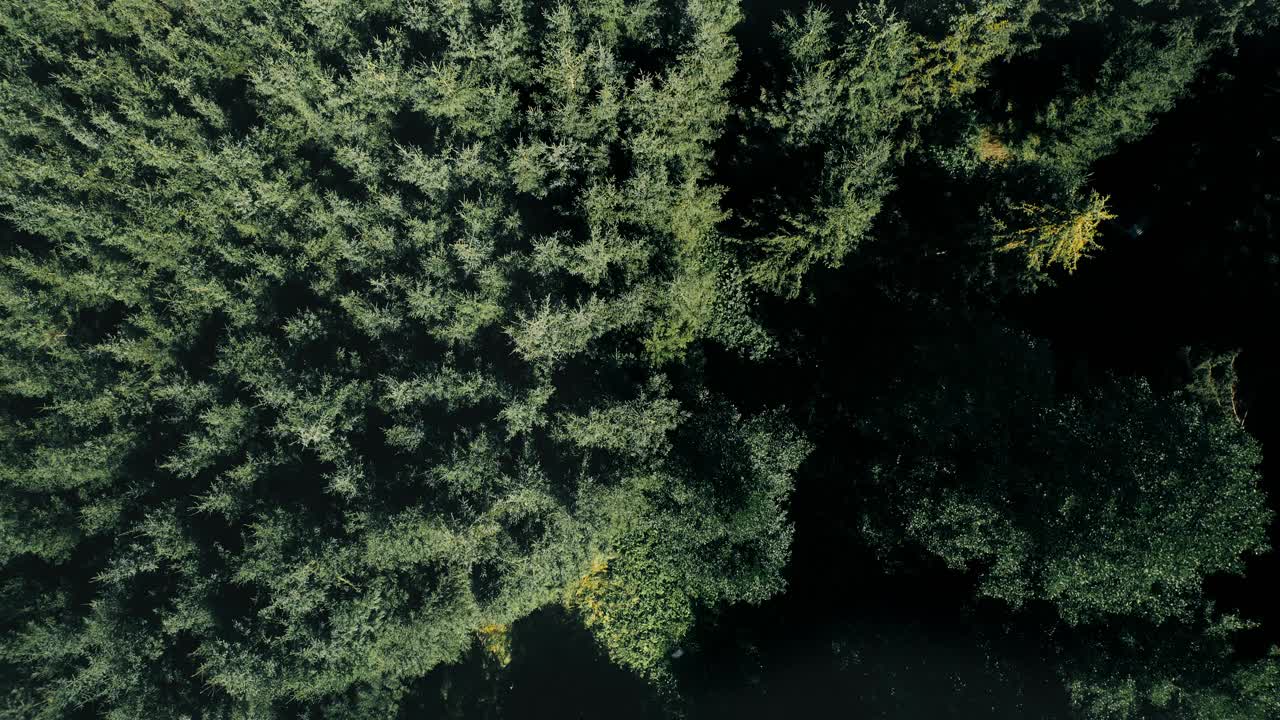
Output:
top-left (0, 1), bottom-right (802, 715)
top-left (1062, 614), bottom-right (1280, 720)
top-left (1, 0), bottom-right (1276, 718)
top-left (857, 321), bottom-right (1270, 624)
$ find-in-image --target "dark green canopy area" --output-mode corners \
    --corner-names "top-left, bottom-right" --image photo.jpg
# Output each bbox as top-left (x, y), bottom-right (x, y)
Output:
top-left (1, 1), bottom-right (1276, 718)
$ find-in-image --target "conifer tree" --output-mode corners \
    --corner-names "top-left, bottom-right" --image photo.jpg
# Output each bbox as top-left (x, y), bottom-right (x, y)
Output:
top-left (856, 320), bottom-right (1271, 625)
top-left (0, 1), bottom-right (805, 715)
top-left (1, 1), bottom-right (1276, 718)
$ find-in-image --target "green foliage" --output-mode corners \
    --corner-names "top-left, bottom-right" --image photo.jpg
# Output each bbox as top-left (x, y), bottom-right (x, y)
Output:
top-left (859, 321), bottom-right (1270, 625)
top-left (566, 540), bottom-right (694, 683)
top-left (995, 190), bottom-right (1116, 274)
top-left (565, 398), bottom-right (808, 679)
top-left (745, 0), bottom-right (1037, 296)
top-left (1063, 613), bottom-right (1280, 720)
top-left (933, 1), bottom-right (1260, 291)
top-left (0, 1), bottom-right (802, 715)
top-left (0, 0), bottom-right (1273, 717)
top-left (1030, 22), bottom-right (1214, 182)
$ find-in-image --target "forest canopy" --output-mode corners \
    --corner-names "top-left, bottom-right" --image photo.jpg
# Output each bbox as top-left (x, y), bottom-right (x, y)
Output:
top-left (0, 1), bottom-right (1276, 718)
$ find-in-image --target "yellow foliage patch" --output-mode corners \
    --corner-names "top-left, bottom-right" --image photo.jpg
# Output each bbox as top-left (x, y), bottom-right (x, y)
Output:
top-left (476, 623), bottom-right (512, 667)
top-left (976, 128), bottom-right (1012, 163)
top-left (567, 554), bottom-right (613, 627)
top-left (912, 11), bottom-right (1017, 103)
top-left (997, 192), bottom-right (1117, 273)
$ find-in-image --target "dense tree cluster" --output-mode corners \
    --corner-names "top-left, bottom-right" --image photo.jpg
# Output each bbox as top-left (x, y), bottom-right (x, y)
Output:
top-left (1, 1), bottom-right (1276, 718)
top-left (858, 325), bottom-right (1269, 624)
